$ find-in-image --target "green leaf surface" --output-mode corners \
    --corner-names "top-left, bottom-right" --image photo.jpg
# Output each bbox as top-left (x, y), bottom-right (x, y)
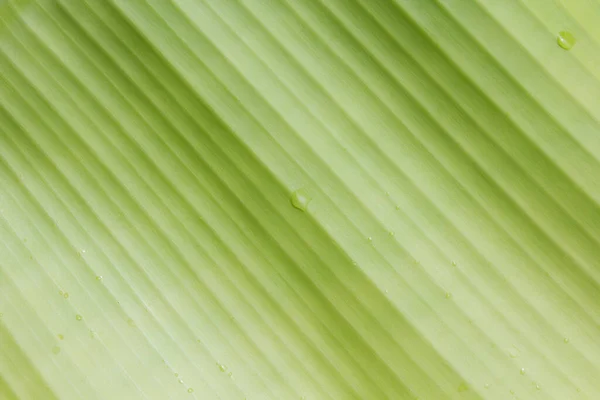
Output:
top-left (0, 0), bottom-right (599, 399)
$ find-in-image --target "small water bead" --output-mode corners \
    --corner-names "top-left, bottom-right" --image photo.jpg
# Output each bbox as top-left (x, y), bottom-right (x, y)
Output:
top-left (95, 275), bottom-right (103, 282)
top-left (484, 383), bottom-right (490, 389)
top-left (63, 292), bottom-right (69, 299)
top-left (174, 373), bottom-right (179, 378)
top-left (445, 292), bottom-right (452, 299)
top-left (520, 368), bottom-right (526, 375)
top-left (457, 382), bottom-right (468, 392)
top-left (557, 31), bottom-right (576, 50)
top-left (388, 231), bottom-right (395, 236)
top-left (57, 334), bottom-right (64, 340)
top-left (227, 371), bottom-right (233, 378)
top-left (218, 363), bottom-right (227, 372)
top-left (75, 314), bottom-right (83, 321)
top-left (509, 349), bottom-right (519, 358)
top-left (52, 346), bottom-right (61, 355)
top-left (58, 290), bottom-right (64, 296)
top-left (451, 261), bottom-right (457, 267)
top-left (290, 189), bottom-right (311, 212)
top-left (187, 388), bottom-right (194, 394)
top-left (395, 205), bottom-right (400, 210)
top-left (509, 389), bottom-right (515, 395)
top-left (367, 237), bottom-right (373, 243)
top-left (178, 379), bottom-right (184, 384)
top-left (536, 384), bottom-right (541, 391)
top-left (564, 337), bottom-right (570, 343)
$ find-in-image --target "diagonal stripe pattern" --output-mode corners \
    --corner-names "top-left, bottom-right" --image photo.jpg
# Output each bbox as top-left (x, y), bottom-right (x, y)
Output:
top-left (0, 0), bottom-right (599, 399)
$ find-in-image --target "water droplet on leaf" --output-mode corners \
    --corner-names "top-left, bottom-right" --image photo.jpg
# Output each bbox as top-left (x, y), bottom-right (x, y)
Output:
top-left (520, 368), bottom-right (526, 375)
top-left (75, 314), bottom-right (83, 321)
top-left (290, 189), bottom-right (311, 211)
top-left (557, 31), bottom-right (576, 50)
top-left (187, 388), bottom-right (194, 393)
